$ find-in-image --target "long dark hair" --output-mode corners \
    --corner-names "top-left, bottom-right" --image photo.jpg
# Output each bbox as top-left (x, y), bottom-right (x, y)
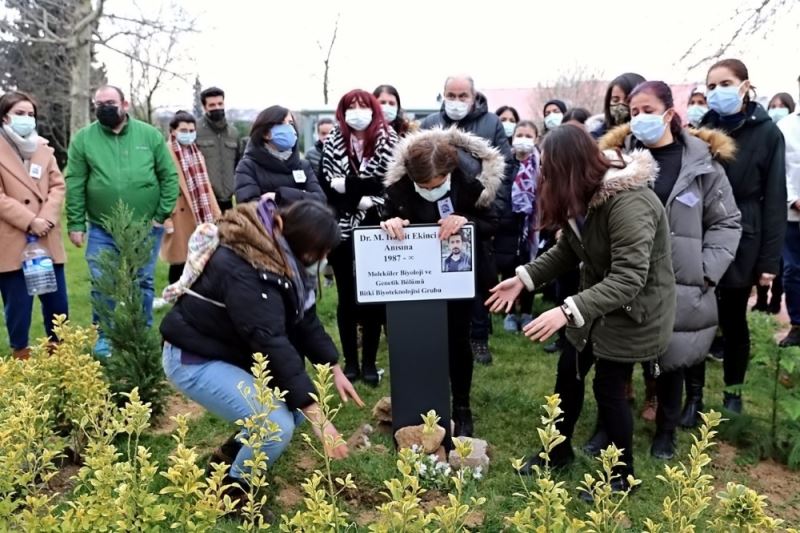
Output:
top-left (373, 84), bottom-right (409, 136)
top-left (280, 201), bottom-right (341, 262)
top-left (335, 89), bottom-right (388, 166)
top-left (628, 81), bottom-right (683, 140)
top-left (603, 72), bottom-right (646, 128)
top-left (537, 125), bottom-right (618, 228)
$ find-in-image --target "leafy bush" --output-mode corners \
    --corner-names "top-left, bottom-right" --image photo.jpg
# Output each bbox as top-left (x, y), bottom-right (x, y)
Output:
top-left (92, 201), bottom-right (168, 417)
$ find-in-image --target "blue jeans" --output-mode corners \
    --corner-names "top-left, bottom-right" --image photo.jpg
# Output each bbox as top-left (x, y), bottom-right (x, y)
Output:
top-left (0, 264), bottom-right (68, 350)
top-left (86, 223), bottom-right (163, 328)
top-left (784, 222), bottom-right (800, 325)
top-left (162, 343), bottom-right (304, 479)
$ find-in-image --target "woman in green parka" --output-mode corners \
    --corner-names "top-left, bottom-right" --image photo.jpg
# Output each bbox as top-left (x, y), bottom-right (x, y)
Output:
top-left (487, 124), bottom-right (676, 497)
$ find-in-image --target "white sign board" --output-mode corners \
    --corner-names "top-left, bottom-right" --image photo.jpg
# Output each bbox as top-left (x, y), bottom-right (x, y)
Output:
top-left (353, 224), bottom-right (476, 303)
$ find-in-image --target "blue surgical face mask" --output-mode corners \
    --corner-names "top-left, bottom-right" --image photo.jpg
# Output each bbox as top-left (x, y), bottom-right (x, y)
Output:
top-left (630, 112), bottom-right (669, 146)
top-left (270, 123), bottom-right (297, 151)
top-left (544, 112), bottom-right (563, 130)
top-left (176, 131), bottom-right (196, 145)
top-left (502, 120), bottom-right (516, 138)
top-left (687, 105), bottom-right (708, 127)
top-left (9, 114), bottom-right (36, 137)
top-left (768, 107), bottom-right (790, 123)
top-left (414, 176), bottom-right (451, 202)
top-left (707, 83), bottom-right (745, 116)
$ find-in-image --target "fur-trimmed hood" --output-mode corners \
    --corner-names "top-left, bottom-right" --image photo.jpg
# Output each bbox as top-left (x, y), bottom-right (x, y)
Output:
top-left (217, 202), bottom-right (291, 277)
top-left (598, 124), bottom-right (736, 162)
top-left (384, 127), bottom-right (504, 208)
top-left (589, 149), bottom-right (659, 209)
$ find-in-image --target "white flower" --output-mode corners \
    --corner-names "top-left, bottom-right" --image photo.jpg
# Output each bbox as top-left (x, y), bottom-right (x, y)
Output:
top-left (473, 466), bottom-right (483, 480)
top-left (411, 444), bottom-right (421, 453)
top-left (418, 463), bottom-right (428, 475)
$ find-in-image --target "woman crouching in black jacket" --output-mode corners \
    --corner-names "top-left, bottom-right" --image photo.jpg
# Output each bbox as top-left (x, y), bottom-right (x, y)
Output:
top-left (381, 128), bottom-right (503, 437)
top-left (160, 199), bottom-right (363, 494)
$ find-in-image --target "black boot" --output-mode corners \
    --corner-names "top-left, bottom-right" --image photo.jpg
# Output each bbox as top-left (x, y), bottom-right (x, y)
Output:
top-left (471, 339), bottom-right (493, 365)
top-left (680, 363), bottom-right (705, 428)
top-left (723, 392), bottom-right (743, 414)
top-left (651, 430), bottom-right (676, 460)
top-left (780, 326), bottom-right (800, 348)
top-left (752, 285), bottom-right (769, 312)
top-left (362, 360), bottom-right (379, 387)
top-left (343, 358), bottom-right (360, 382)
top-left (582, 425), bottom-right (610, 457)
top-left (206, 432), bottom-right (243, 476)
top-left (453, 406), bottom-right (474, 438)
top-left (519, 443), bottom-right (575, 474)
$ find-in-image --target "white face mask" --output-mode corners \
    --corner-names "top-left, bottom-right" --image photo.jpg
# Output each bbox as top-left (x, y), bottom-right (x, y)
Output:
top-left (444, 99), bottom-right (470, 121)
top-left (512, 137), bottom-right (535, 154)
top-left (414, 176), bottom-right (451, 202)
top-left (381, 104), bottom-right (398, 122)
top-left (345, 108), bottom-right (373, 131)
top-left (502, 121), bottom-right (516, 138)
top-left (544, 112), bottom-right (563, 130)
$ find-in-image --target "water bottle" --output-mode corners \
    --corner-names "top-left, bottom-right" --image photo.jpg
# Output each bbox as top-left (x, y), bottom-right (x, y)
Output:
top-left (21, 235), bottom-right (57, 296)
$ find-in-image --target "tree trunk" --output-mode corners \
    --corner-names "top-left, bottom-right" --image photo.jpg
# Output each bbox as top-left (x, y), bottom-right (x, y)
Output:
top-left (69, 0), bottom-right (96, 135)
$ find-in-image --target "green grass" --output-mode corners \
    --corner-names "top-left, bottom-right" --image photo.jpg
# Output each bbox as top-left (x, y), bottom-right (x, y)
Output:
top-left (2, 227), bottom-right (799, 530)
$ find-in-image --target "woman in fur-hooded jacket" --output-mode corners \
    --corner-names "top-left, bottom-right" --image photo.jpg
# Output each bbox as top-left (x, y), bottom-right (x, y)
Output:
top-left (598, 80), bottom-right (742, 461)
top-left (381, 127), bottom-right (503, 438)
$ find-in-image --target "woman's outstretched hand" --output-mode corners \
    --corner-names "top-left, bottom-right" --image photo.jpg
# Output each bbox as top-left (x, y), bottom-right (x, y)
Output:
top-left (522, 307), bottom-right (568, 343)
top-left (486, 277), bottom-right (524, 313)
top-left (332, 365), bottom-right (364, 407)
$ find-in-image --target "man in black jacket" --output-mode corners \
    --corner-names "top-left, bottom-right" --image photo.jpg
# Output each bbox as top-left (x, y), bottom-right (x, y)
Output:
top-left (421, 75), bottom-right (515, 365)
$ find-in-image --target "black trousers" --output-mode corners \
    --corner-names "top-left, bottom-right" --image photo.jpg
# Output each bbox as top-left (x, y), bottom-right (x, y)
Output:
top-left (554, 343), bottom-right (636, 474)
top-left (655, 368), bottom-right (683, 432)
top-left (327, 242), bottom-right (384, 367)
top-left (718, 286), bottom-right (752, 387)
top-left (448, 300), bottom-right (474, 408)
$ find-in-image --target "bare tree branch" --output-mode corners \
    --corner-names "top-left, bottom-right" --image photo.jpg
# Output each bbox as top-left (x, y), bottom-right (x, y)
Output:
top-left (318, 13), bottom-right (340, 105)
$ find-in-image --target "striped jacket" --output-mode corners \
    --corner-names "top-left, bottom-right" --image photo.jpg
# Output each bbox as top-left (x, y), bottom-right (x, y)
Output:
top-left (320, 125), bottom-right (398, 239)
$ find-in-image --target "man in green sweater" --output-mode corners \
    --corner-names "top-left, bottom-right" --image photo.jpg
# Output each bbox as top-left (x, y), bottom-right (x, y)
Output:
top-left (65, 85), bottom-right (178, 356)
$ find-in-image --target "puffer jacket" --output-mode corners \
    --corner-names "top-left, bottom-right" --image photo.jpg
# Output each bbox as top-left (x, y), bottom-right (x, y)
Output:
top-left (383, 128), bottom-right (504, 290)
top-left (700, 102), bottom-right (786, 287)
top-left (600, 125), bottom-right (742, 370)
top-left (234, 140), bottom-right (325, 206)
top-left (517, 149), bottom-right (676, 362)
top-left (160, 203), bottom-right (338, 410)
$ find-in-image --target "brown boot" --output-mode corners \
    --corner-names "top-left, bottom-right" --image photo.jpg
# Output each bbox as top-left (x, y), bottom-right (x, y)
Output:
top-left (640, 377), bottom-right (657, 422)
top-left (12, 347), bottom-right (30, 360)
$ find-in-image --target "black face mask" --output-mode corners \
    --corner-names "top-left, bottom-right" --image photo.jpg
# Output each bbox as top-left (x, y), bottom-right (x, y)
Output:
top-left (207, 109), bottom-right (225, 122)
top-left (96, 105), bottom-right (123, 128)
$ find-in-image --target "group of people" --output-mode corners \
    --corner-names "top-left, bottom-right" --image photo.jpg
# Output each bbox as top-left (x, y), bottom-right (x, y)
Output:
top-left (1, 57), bottom-right (798, 502)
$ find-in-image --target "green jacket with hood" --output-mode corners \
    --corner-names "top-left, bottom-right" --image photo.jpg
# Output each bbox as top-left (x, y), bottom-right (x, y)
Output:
top-left (65, 117), bottom-right (178, 232)
top-left (516, 149), bottom-right (676, 362)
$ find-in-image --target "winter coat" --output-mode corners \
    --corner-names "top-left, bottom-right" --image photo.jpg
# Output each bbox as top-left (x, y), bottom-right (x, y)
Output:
top-left (599, 125), bottom-right (742, 370)
top-left (383, 128), bottom-right (504, 291)
top-left (234, 141), bottom-right (326, 206)
top-left (0, 134), bottom-right (66, 272)
top-left (778, 113), bottom-right (800, 222)
top-left (517, 150), bottom-right (676, 362)
top-left (160, 147), bottom-right (222, 265)
top-left (160, 203), bottom-right (338, 410)
top-left (195, 117), bottom-right (242, 204)
top-left (320, 125), bottom-right (399, 239)
top-left (700, 102), bottom-right (787, 287)
top-left (421, 92), bottom-right (516, 241)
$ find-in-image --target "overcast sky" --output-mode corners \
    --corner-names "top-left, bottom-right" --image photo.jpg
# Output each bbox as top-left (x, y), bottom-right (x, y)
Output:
top-left (98, 0), bottom-right (799, 112)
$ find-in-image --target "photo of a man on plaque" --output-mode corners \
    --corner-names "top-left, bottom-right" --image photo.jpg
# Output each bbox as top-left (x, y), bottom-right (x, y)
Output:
top-left (442, 229), bottom-right (473, 273)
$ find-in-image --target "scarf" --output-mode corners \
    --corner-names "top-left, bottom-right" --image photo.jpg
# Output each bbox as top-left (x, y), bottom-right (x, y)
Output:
top-left (2, 125), bottom-right (39, 161)
top-left (162, 223), bottom-right (220, 303)
top-left (266, 144), bottom-right (292, 161)
top-left (171, 136), bottom-right (216, 225)
top-left (256, 200), bottom-right (315, 315)
top-left (511, 151), bottom-right (539, 258)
